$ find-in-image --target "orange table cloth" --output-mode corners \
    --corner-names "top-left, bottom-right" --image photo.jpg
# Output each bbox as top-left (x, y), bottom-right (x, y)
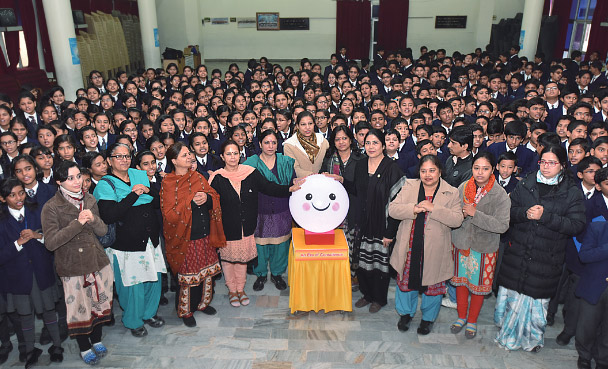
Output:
top-left (288, 228), bottom-right (352, 313)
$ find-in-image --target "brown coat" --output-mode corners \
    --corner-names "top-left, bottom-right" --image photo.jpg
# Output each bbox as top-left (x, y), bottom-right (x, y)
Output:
top-left (389, 179), bottom-right (463, 286)
top-left (283, 133), bottom-right (329, 177)
top-left (41, 191), bottom-right (109, 277)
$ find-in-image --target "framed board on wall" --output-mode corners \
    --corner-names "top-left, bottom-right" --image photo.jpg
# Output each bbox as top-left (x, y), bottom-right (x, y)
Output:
top-left (435, 16), bottom-right (467, 29)
top-left (257, 12), bottom-right (280, 30)
top-left (280, 18), bottom-right (310, 30)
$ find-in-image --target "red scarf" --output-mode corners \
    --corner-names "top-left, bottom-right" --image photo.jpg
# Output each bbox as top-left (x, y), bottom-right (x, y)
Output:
top-left (160, 170), bottom-right (226, 272)
top-left (460, 174), bottom-right (496, 256)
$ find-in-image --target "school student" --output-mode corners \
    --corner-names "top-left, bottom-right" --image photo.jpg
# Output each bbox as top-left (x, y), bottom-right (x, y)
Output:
top-left (494, 151), bottom-right (519, 194)
top-left (486, 120), bottom-right (536, 177)
top-left (574, 167), bottom-right (608, 369)
top-left (0, 178), bottom-right (64, 368)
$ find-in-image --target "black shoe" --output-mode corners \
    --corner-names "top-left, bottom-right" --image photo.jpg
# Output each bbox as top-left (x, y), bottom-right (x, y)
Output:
top-left (201, 305), bottom-right (217, 315)
top-left (18, 344), bottom-right (27, 362)
top-left (531, 345), bottom-right (542, 353)
top-left (182, 316), bottom-right (196, 327)
top-left (417, 320), bottom-right (433, 335)
top-left (576, 357), bottom-right (592, 369)
top-left (39, 326), bottom-right (51, 345)
top-left (546, 312), bottom-right (555, 326)
top-left (144, 315), bottom-right (165, 328)
top-left (48, 345), bottom-right (64, 363)
top-left (253, 276), bottom-right (267, 291)
top-left (130, 326), bottom-right (148, 337)
top-left (159, 295), bottom-right (169, 306)
top-left (271, 275), bottom-right (287, 290)
top-left (556, 330), bottom-right (573, 346)
top-left (24, 347), bottom-right (42, 369)
top-left (397, 315), bottom-right (412, 332)
top-left (0, 342), bottom-right (12, 365)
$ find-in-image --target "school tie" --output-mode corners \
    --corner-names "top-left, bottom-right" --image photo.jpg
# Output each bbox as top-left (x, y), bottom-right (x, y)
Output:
top-left (101, 138), bottom-right (106, 149)
top-left (17, 214), bottom-right (24, 223)
top-left (27, 189), bottom-right (35, 198)
top-left (586, 192), bottom-right (592, 199)
top-left (201, 158), bottom-right (206, 167)
top-left (157, 162), bottom-right (164, 172)
top-left (499, 180), bottom-right (506, 187)
top-left (28, 116), bottom-right (36, 126)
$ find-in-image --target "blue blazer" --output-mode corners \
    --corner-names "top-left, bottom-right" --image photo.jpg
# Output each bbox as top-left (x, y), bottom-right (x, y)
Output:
top-left (30, 181), bottom-right (57, 208)
top-left (545, 101), bottom-right (564, 132)
top-left (575, 218), bottom-right (608, 304)
top-left (494, 172), bottom-right (518, 194)
top-left (195, 154), bottom-right (224, 177)
top-left (486, 142), bottom-right (536, 177)
top-left (97, 133), bottom-right (116, 151)
top-left (0, 207), bottom-right (56, 295)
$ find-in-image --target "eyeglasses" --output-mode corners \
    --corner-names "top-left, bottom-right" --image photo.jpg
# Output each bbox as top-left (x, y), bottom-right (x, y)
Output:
top-left (1, 140), bottom-right (16, 146)
top-left (538, 160), bottom-right (560, 167)
top-left (110, 154), bottom-right (131, 160)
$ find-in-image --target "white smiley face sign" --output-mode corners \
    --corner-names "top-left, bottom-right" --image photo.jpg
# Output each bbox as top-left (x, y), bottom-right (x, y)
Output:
top-left (289, 174), bottom-right (349, 233)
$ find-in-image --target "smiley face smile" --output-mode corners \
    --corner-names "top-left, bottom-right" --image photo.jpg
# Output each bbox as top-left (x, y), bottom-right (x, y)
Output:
top-left (312, 203), bottom-right (330, 211)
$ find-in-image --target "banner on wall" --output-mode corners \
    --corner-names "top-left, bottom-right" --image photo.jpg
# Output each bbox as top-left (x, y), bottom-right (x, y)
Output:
top-left (237, 18), bottom-right (256, 28)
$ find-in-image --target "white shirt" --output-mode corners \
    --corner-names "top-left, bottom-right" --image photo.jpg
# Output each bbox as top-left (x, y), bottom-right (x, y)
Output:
top-left (581, 183), bottom-right (595, 199)
top-left (388, 151), bottom-right (399, 160)
top-left (97, 133), bottom-right (110, 147)
top-left (196, 154), bottom-right (208, 166)
top-left (547, 101), bottom-right (559, 110)
top-left (157, 157), bottom-right (168, 172)
top-left (526, 142), bottom-right (536, 152)
top-left (9, 207), bottom-right (26, 251)
top-left (498, 175), bottom-right (511, 187)
top-left (506, 142), bottom-right (517, 154)
top-left (26, 181), bottom-right (39, 197)
top-left (24, 112), bottom-right (37, 123)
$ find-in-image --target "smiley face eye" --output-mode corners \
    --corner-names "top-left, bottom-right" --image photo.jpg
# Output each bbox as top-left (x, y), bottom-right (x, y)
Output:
top-left (329, 193), bottom-right (336, 200)
top-left (305, 193), bottom-right (313, 200)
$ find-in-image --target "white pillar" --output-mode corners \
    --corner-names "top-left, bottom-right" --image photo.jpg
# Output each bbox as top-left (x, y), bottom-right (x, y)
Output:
top-left (519, 0), bottom-right (545, 60)
top-left (137, 0), bottom-right (161, 69)
top-left (41, 0), bottom-right (83, 95)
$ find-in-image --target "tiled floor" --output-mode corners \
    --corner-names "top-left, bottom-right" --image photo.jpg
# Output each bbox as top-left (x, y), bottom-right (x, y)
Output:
top-left (2, 276), bottom-right (578, 369)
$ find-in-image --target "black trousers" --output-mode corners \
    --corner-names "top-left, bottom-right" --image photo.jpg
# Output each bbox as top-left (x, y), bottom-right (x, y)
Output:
top-left (575, 287), bottom-right (608, 365)
top-left (548, 263), bottom-right (569, 316)
top-left (357, 268), bottom-right (390, 306)
top-left (561, 273), bottom-right (581, 337)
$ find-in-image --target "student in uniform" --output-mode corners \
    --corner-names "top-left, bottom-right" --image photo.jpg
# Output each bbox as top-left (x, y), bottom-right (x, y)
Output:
top-left (574, 167), bottom-right (608, 369)
top-left (494, 152), bottom-right (519, 194)
top-left (11, 155), bottom-right (57, 206)
top-left (0, 178), bottom-right (64, 368)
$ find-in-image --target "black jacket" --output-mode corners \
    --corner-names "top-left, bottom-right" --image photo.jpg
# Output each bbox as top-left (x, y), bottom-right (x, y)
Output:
top-left (498, 171), bottom-right (586, 299)
top-left (97, 176), bottom-right (161, 251)
top-left (210, 170), bottom-right (290, 241)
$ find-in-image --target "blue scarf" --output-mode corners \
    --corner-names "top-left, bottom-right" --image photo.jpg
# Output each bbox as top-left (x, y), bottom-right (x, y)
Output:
top-left (243, 154), bottom-right (294, 185)
top-left (93, 168), bottom-right (153, 206)
top-left (536, 170), bottom-right (562, 186)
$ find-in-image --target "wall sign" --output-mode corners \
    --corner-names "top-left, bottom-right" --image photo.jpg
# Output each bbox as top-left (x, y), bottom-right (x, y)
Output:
top-left (280, 18), bottom-right (310, 30)
top-left (435, 16), bottom-right (467, 29)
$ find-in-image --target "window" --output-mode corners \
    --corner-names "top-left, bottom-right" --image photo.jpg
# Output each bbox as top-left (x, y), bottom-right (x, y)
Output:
top-left (563, 0), bottom-right (596, 57)
top-left (0, 30), bottom-right (29, 69)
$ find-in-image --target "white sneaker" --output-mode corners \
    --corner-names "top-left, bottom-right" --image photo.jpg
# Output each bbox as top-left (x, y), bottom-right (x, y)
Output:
top-left (441, 296), bottom-right (457, 309)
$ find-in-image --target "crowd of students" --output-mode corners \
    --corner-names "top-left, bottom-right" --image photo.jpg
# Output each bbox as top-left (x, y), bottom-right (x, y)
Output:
top-left (0, 44), bottom-right (608, 368)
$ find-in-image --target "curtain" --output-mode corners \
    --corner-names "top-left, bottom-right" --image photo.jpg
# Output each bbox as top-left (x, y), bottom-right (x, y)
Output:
top-left (19, 0), bottom-right (39, 69)
top-left (549, 0), bottom-right (574, 60)
top-left (336, 0), bottom-right (371, 60)
top-left (586, 0), bottom-right (608, 60)
top-left (35, 0), bottom-right (54, 73)
top-left (377, 0), bottom-right (409, 54)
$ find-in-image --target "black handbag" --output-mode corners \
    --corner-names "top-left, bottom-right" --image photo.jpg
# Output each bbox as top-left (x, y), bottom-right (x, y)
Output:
top-left (97, 178), bottom-right (116, 248)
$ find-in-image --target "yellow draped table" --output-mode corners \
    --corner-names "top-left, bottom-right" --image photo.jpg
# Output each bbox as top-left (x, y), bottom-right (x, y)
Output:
top-left (288, 228), bottom-right (352, 313)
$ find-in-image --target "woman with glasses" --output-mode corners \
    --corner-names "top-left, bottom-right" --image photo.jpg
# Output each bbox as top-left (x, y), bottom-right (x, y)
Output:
top-left (93, 143), bottom-right (166, 338)
top-left (495, 145), bottom-right (585, 352)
